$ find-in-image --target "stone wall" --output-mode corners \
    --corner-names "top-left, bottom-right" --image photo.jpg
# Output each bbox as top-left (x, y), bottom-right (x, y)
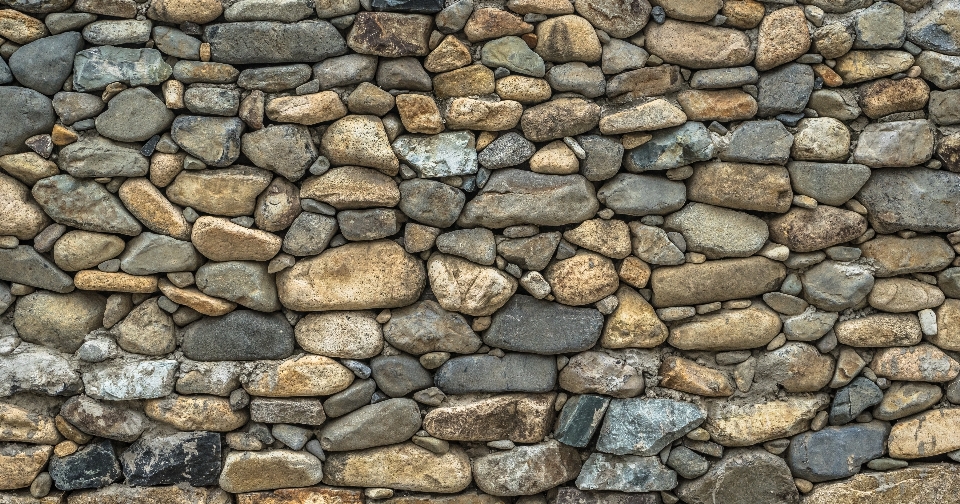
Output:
top-left (1, 0), bottom-right (960, 501)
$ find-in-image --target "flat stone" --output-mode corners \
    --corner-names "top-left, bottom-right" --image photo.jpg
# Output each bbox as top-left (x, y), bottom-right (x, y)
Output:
top-left (224, 0), bottom-right (315, 21)
top-left (834, 50), bottom-right (914, 84)
top-left (598, 98), bottom-right (686, 135)
top-left (801, 260), bottom-right (873, 311)
top-left (205, 21), bottom-right (345, 64)
top-left (859, 78), bottom-right (929, 119)
top-left (120, 431), bottom-right (221, 486)
top-left (241, 124), bottom-right (319, 181)
top-left (597, 173), bottom-right (686, 217)
top-left (645, 19), bottom-right (753, 69)
top-left (323, 379), bottom-right (376, 418)
top-left (195, 261), bottom-right (280, 312)
top-left (0, 443), bottom-right (51, 491)
top-left (650, 256), bottom-right (785, 308)
top-left (444, 97), bottom-right (523, 131)
top-left (0, 344), bottom-right (79, 397)
top-left (64, 484), bottom-right (230, 503)
top-left (473, 440), bottom-right (580, 496)
top-left (423, 393), bottom-right (555, 443)
top-left (219, 450), bottom-right (322, 494)
top-left (861, 235), bottom-right (955, 277)
top-left (323, 443), bottom-right (472, 492)
top-left (908, 0), bottom-right (960, 55)
top-left (668, 305), bottom-right (781, 351)
top-left (49, 439), bottom-right (120, 491)
top-left (868, 278), bottom-right (944, 313)
top-left (788, 422), bottom-right (888, 482)
top-left (295, 310), bottom-right (382, 359)
top-left (115, 233), bottom-right (200, 276)
top-left (553, 394), bottom-right (610, 448)
top-left (889, 408), bottom-right (960, 459)
top-left (853, 120), bottom-right (934, 168)
top-left (575, 453), bottom-right (676, 493)
top-left (171, 116), bottom-right (244, 167)
top-left (368, 354), bottom-right (432, 397)
top-left (664, 203), bottom-right (768, 259)
top-left (563, 219), bottom-right (631, 259)
top-left (720, 120), bottom-right (791, 164)
top-left (835, 313), bottom-right (921, 347)
top-left (768, 206), bottom-right (867, 253)
top-left (858, 168), bottom-right (960, 234)
top-left (755, 342), bottom-right (834, 393)
top-left (0, 151), bottom-right (59, 185)
top-left (872, 344), bottom-right (960, 382)
top-left (166, 166), bottom-right (272, 217)
top-left (478, 132), bottom-right (535, 170)
top-left (459, 170), bottom-right (598, 228)
top-left (236, 487), bottom-right (363, 504)
top-left (302, 166), bottom-right (399, 210)
top-left (676, 448), bottom-right (798, 504)
top-left (802, 464), bottom-right (960, 504)
top-left (393, 131), bottom-right (477, 178)
top-left (58, 136), bottom-right (148, 178)
top-left (319, 398), bottom-right (421, 451)
top-left (628, 223), bottom-right (684, 267)
top-left (72, 47), bottom-right (172, 92)
top-left (243, 354), bottom-right (353, 397)
top-left (520, 98), bottom-right (600, 142)
top-left (687, 161), bottom-right (792, 213)
top-left (660, 356), bottom-right (734, 397)
top-left (786, 162), bottom-right (870, 206)
top-left (703, 395), bottom-right (829, 447)
top-left (145, 395), bottom-right (249, 432)
top-left (874, 382), bottom-right (943, 421)
top-left (173, 61), bottom-right (240, 84)
top-left (559, 351), bottom-right (644, 398)
top-left (397, 179), bottom-right (464, 230)
top-left (32, 174), bottom-right (142, 236)
top-left (624, 122), bottom-right (714, 172)
top-left (435, 353), bottom-right (558, 394)
top-left (238, 64), bottom-right (312, 92)
top-left (575, 0), bottom-right (650, 38)
top-left (606, 65), bottom-right (682, 99)
top-left (181, 310), bottom-right (293, 361)
top-left (383, 300), bottom-right (479, 355)
top-left (59, 395), bottom-right (146, 442)
top-left (347, 12), bottom-right (432, 57)
top-left (8, 31), bottom-right (83, 95)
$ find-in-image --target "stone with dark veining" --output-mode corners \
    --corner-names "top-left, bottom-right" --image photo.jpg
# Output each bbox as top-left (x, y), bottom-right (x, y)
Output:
top-left (575, 453), bottom-right (677, 493)
top-left (484, 295), bottom-right (603, 354)
top-left (120, 431), bottom-right (221, 486)
top-left (0, 344), bottom-right (82, 397)
top-left (435, 353), bottom-right (558, 394)
top-left (596, 398), bottom-right (705, 456)
top-left (205, 21), bottom-right (346, 64)
top-left (347, 12), bottom-right (432, 57)
top-left (788, 422), bottom-right (889, 482)
top-left (181, 310), bottom-right (294, 361)
top-left (423, 392), bottom-right (556, 443)
top-left (458, 170), bottom-right (598, 228)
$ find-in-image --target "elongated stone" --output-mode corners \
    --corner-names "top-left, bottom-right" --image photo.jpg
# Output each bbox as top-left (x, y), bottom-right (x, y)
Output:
top-left (458, 170), bottom-right (598, 228)
top-left (32, 175), bottom-right (142, 236)
top-left (650, 257), bottom-right (786, 308)
top-left (484, 295), bottom-right (603, 354)
top-left (423, 393), bottom-right (555, 443)
top-left (205, 21), bottom-right (346, 64)
top-left (323, 443), bottom-right (472, 493)
top-left (73, 46), bottom-right (172, 92)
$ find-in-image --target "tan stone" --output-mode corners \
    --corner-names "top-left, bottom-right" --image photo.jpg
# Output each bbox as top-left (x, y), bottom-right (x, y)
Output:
top-left (444, 98), bottom-right (523, 131)
top-left (74, 270), bottom-right (159, 294)
top-left (472, 440), bottom-right (581, 496)
top-left (495, 76), bottom-right (552, 104)
top-left (508, 0), bottom-right (573, 14)
top-left (598, 98), bottom-right (687, 134)
top-left (558, 351), bottom-right (643, 398)
top-left (321, 115), bottom-right (400, 176)
top-left (934, 299), bottom-right (960, 351)
top-left (54, 416), bottom-right (92, 445)
top-left (755, 6), bottom-right (810, 71)
top-left (295, 311), bottom-right (384, 359)
top-left (813, 63), bottom-right (844, 87)
top-left (768, 206), bottom-right (867, 253)
top-left (147, 0), bottom-right (223, 23)
top-left (464, 7), bottom-right (533, 42)
top-left (874, 382), bottom-right (943, 421)
top-left (279, 240), bottom-right (426, 311)
top-left (660, 356), bottom-right (734, 397)
top-left (158, 278), bottom-right (237, 316)
top-left (606, 65), bottom-right (683, 99)
top-left (0, 403), bottom-right (60, 445)
top-left (544, 251), bottom-right (619, 306)
top-left (145, 395), bottom-right (249, 431)
top-left (55, 440), bottom-right (78, 457)
top-left (51, 124), bottom-right (78, 146)
top-left (14, 291), bottom-right (106, 352)
top-left (64, 484), bottom-right (232, 504)
top-left (871, 344), bottom-right (960, 382)
top-left (888, 409), bottom-right (960, 459)
top-left (563, 219), bottom-right (631, 259)
top-left (149, 152), bottom-right (184, 188)
top-left (676, 90), bottom-right (758, 122)
top-left (192, 216), bottom-right (281, 262)
top-left (834, 313), bottom-right (922, 347)
top-left (243, 354), bottom-right (354, 397)
top-left (118, 178), bottom-right (190, 240)
top-left (802, 463), bottom-right (960, 504)
top-left (860, 235), bottom-right (955, 278)
top-left (0, 9), bottom-right (46, 43)
top-left (520, 97), bottom-right (601, 141)
top-left (0, 152), bottom-right (59, 185)
top-left (830, 346), bottom-right (866, 388)
top-left (301, 166), bottom-right (400, 210)
top-left (424, 35), bottom-right (472, 73)
top-left (756, 342), bottom-right (835, 393)
top-left (116, 297), bottom-right (176, 355)
top-left (396, 94), bottom-right (444, 134)
top-left (384, 490), bottom-right (507, 504)
top-left (859, 78), bottom-right (930, 119)
top-left (650, 256), bottom-right (786, 308)
top-left (688, 161), bottom-right (793, 213)
top-left (0, 443), bottom-right (51, 490)
top-left (722, 0), bottom-right (764, 29)
top-left (52, 230), bottom-right (125, 272)
top-left (528, 140), bottom-right (578, 175)
top-left (601, 285), bottom-right (667, 348)
top-left (0, 173), bottom-right (49, 241)
top-left (166, 166), bottom-right (272, 217)
top-left (834, 50), bottom-right (915, 84)
top-left (704, 394), bottom-right (830, 447)
top-left (650, 0), bottom-right (719, 21)
top-left (220, 450), bottom-right (324, 494)
top-left (237, 487), bottom-right (363, 504)
top-left (644, 20), bottom-right (754, 69)
top-left (265, 92), bottom-right (347, 126)
top-left (668, 304), bottom-right (782, 351)
top-left (428, 253), bottom-right (517, 316)
top-left (535, 14), bottom-right (602, 63)
top-left (323, 443), bottom-right (472, 493)
top-left (422, 393), bottom-right (555, 443)
top-left (617, 256), bottom-right (650, 289)
top-left (869, 278), bottom-right (944, 313)
top-left (434, 65), bottom-right (495, 99)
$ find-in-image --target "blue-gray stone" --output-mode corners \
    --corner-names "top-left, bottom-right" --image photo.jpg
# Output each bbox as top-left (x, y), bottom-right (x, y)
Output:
top-left (373, 0), bottom-right (444, 13)
top-left (58, 136), bottom-right (150, 178)
top-left (597, 173), bottom-right (687, 217)
top-left (32, 175), bottom-right (143, 236)
top-left (787, 421), bottom-right (889, 482)
top-left (0, 246), bottom-right (74, 293)
top-left (857, 168), bottom-right (960, 234)
top-left (576, 453), bottom-right (677, 492)
top-left (720, 120), bottom-right (793, 165)
top-left (171, 116), bottom-right (245, 167)
top-left (73, 46), bottom-right (173, 92)
top-left (596, 398), bottom-right (705, 456)
top-left (152, 26), bottom-right (202, 59)
top-left (0, 86), bottom-right (56, 156)
top-left (205, 21), bottom-right (347, 64)
top-left (555, 394), bottom-right (610, 448)
top-left (484, 295), bottom-right (604, 354)
top-left (9, 31), bottom-right (84, 95)
top-left (676, 448), bottom-right (799, 504)
top-left (624, 122), bottom-right (715, 172)
top-left (830, 376), bottom-right (883, 426)
top-left (370, 355), bottom-right (433, 398)
top-left (690, 66), bottom-right (759, 89)
top-left (787, 162), bottom-right (872, 207)
top-left (393, 131), bottom-right (478, 177)
top-left (908, 1), bottom-right (960, 56)
top-left (50, 439), bottom-right (122, 491)
top-left (434, 353), bottom-right (558, 394)
top-left (757, 63), bottom-right (815, 117)
top-left (120, 431), bottom-right (222, 486)
top-left (181, 310), bottom-right (295, 361)
top-left (579, 134), bottom-right (624, 182)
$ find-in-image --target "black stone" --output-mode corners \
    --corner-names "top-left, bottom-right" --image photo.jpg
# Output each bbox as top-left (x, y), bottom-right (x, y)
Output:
top-left (370, 355), bottom-right (433, 398)
top-left (484, 295), bottom-right (604, 354)
top-left (120, 431), bottom-right (222, 486)
top-left (50, 439), bottom-right (122, 491)
top-left (372, 0), bottom-right (444, 13)
top-left (181, 310), bottom-right (294, 361)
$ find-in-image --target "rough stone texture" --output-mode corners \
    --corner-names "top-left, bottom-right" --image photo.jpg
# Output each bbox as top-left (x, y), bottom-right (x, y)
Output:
top-left (597, 398), bottom-right (705, 456)
top-left (472, 440), bottom-right (581, 496)
top-left (219, 450), bottom-right (323, 493)
top-left (676, 448), bottom-right (799, 504)
top-left (801, 464), bottom-right (960, 504)
top-left (423, 393), bottom-right (555, 443)
top-left (322, 443), bottom-right (472, 493)
top-left (650, 257), bottom-right (786, 308)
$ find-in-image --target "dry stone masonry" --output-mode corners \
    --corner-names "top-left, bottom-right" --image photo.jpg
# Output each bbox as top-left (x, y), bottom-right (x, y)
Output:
top-left (1, 0), bottom-right (960, 501)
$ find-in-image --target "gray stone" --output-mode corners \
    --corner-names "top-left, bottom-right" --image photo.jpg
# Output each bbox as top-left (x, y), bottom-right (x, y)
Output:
top-left (931, 90), bottom-right (960, 125)
top-left (393, 131), bottom-right (478, 177)
top-left (0, 246), bottom-right (73, 293)
top-left (596, 398), bottom-right (705, 456)
top-left (757, 63), bottom-right (815, 117)
top-left (435, 353), bottom-right (558, 394)
top-left (60, 395), bottom-right (147, 442)
top-left (939, 268), bottom-right (960, 299)
top-left (497, 232), bottom-right (561, 271)
top-left (319, 398), bottom-right (421, 451)
top-left (398, 179), bottom-right (465, 228)
top-left (802, 260), bottom-right (874, 311)
top-left (49, 439), bottom-right (121, 491)
top-left (556, 487), bottom-right (661, 504)
top-left (45, 12), bottom-right (97, 33)
top-left (313, 54), bottom-right (378, 89)
top-left (383, 300), bottom-right (481, 355)
top-left (597, 174), bottom-right (686, 216)
top-left (720, 120), bottom-right (792, 164)
top-left (205, 21), bottom-right (347, 64)
top-left (195, 261), bottom-right (281, 312)
top-left (852, 120), bottom-right (935, 168)
top-left (241, 124), bottom-right (318, 181)
top-left (578, 135), bottom-right (623, 181)
top-left (830, 377), bottom-right (883, 425)
top-left (73, 46), bottom-right (173, 92)
top-left (477, 132), bottom-right (535, 170)
top-left (0, 87), bottom-right (56, 156)
top-left (370, 355), bottom-right (433, 397)
top-left (908, 0), bottom-right (960, 55)
top-left (225, 0), bottom-right (316, 21)
top-left (8, 31), bottom-right (83, 95)
top-left (855, 2), bottom-right (906, 49)
top-left (787, 162), bottom-right (871, 206)
top-left (184, 86), bottom-right (240, 116)
top-left (547, 62), bottom-right (606, 98)
top-left (32, 175), bottom-right (142, 236)
top-left (52, 92), bottom-right (104, 126)
top-left (83, 360), bottom-right (178, 401)
top-left (601, 39), bottom-right (648, 75)
top-left (82, 19), bottom-right (152, 45)
top-left (0, 57), bottom-right (12, 85)
top-left (59, 136), bottom-right (149, 178)
top-left (788, 422), bottom-right (889, 482)
top-left (272, 424), bottom-right (312, 450)
top-left (238, 64), bottom-right (312, 92)
top-left (0, 343), bottom-right (82, 397)
top-left (282, 212), bottom-right (338, 256)
top-left (663, 202), bottom-right (768, 259)
top-left (152, 26), bottom-right (202, 59)
top-left (436, 0), bottom-right (472, 33)
top-left (118, 232), bottom-right (203, 275)
top-left (676, 448), bottom-right (799, 504)
top-left (667, 445), bottom-right (709, 479)
top-left (480, 36), bottom-right (546, 77)
top-left (435, 228), bottom-right (496, 265)
top-left (323, 379), bottom-right (376, 418)
top-left (484, 295), bottom-right (604, 354)
top-left (576, 453), bottom-right (677, 493)
top-left (181, 310), bottom-right (295, 361)
top-left (630, 224), bottom-right (685, 265)
top-left (858, 168), bottom-right (960, 234)
top-left (554, 394), bottom-right (610, 448)
top-left (625, 122), bottom-right (715, 172)
top-left (916, 51), bottom-right (960, 89)
top-left (458, 170), bottom-right (599, 228)
top-left (690, 66), bottom-right (758, 89)
top-left (783, 309), bottom-right (837, 341)
top-left (171, 116), bottom-right (245, 167)
top-left (377, 56), bottom-right (432, 91)
top-left (337, 208), bottom-right (402, 241)
top-left (249, 397), bottom-right (326, 424)
top-left (120, 431), bottom-right (221, 487)
top-left (473, 440), bottom-right (582, 496)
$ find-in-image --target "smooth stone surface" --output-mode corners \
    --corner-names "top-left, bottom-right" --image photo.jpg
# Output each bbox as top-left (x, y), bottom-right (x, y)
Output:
top-left (664, 202), bottom-right (768, 259)
top-left (597, 173), bottom-right (686, 217)
top-left (296, 310), bottom-right (383, 359)
top-left (383, 300), bottom-right (479, 355)
top-left (888, 408), bottom-right (960, 459)
top-left (435, 353), bottom-right (558, 394)
top-left (802, 260), bottom-right (874, 311)
top-left (171, 116), bottom-right (244, 167)
top-left (852, 120), bottom-right (935, 168)
top-left (206, 21), bottom-right (346, 64)
top-left (668, 305), bottom-right (781, 351)
top-left (858, 168), bottom-right (960, 234)
top-left (8, 31), bottom-right (83, 95)
top-left (181, 310), bottom-right (294, 361)
top-left (319, 398), bottom-right (421, 451)
top-left (0, 246), bottom-right (74, 293)
top-left (676, 448), bottom-right (799, 504)
top-left (650, 257), bottom-right (786, 308)
top-left (687, 161), bottom-right (792, 213)
top-left (644, 19), bottom-right (754, 69)
top-left (787, 422), bottom-right (889, 482)
top-left (14, 290), bottom-right (105, 353)
top-left (219, 450), bottom-right (323, 493)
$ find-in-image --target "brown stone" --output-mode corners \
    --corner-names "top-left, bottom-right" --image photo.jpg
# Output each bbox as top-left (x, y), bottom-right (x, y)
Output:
top-left (118, 178), bottom-right (190, 240)
top-left (422, 393), bottom-right (555, 443)
top-left (859, 235), bottom-right (955, 278)
top-left (859, 78), bottom-right (930, 119)
top-left (74, 270), bottom-right (159, 294)
top-left (660, 356), bottom-right (734, 397)
top-left (145, 394), bottom-right (249, 431)
top-left (427, 253), bottom-right (517, 316)
top-left (192, 216), bottom-right (282, 262)
top-left (0, 152), bottom-right (59, 185)
top-left (347, 12), bottom-right (432, 57)
top-left (520, 98), bottom-right (600, 141)
top-left (676, 89), bottom-right (758, 121)
top-left (722, 0), bottom-right (764, 29)
top-left (871, 344), bottom-right (960, 382)
top-left (434, 65), bottom-right (495, 99)
top-left (563, 219), bottom-right (631, 259)
top-left (508, 0), bottom-right (574, 14)
top-left (265, 92), bottom-right (347, 126)
top-left (687, 161), bottom-right (793, 213)
top-left (243, 354), bottom-right (354, 397)
top-left (220, 450), bottom-right (324, 494)
top-left (0, 173), bottom-right (49, 241)
top-left (424, 35), bottom-right (473, 73)
top-left (704, 395), bottom-right (830, 447)
top-left (813, 63), bottom-right (844, 87)
top-left (558, 351), bottom-right (644, 398)
top-left (834, 313), bottom-right (922, 347)
top-left (237, 487), bottom-right (363, 504)
top-left (768, 206), bottom-right (867, 252)
top-left (396, 94), bottom-right (444, 134)
top-left (534, 14), bottom-right (602, 63)
top-left (0, 443), bottom-right (52, 490)
top-left (464, 8), bottom-right (533, 42)
top-left (0, 9), bottom-right (47, 44)
top-left (149, 152), bottom-right (184, 187)
top-left (668, 304), bottom-right (782, 351)
top-left (166, 166), bottom-right (272, 217)
top-left (888, 409), bottom-right (960, 459)
top-left (444, 98), bottom-right (523, 131)
top-left (158, 278), bottom-right (238, 316)
top-left (66, 484), bottom-right (232, 504)
top-left (544, 251), bottom-right (619, 306)
top-left (53, 230), bottom-right (126, 272)
top-left (834, 50), bottom-right (915, 84)
top-left (323, 443), bottom-right (473, 493)
top-left (644, 20), bottom-right (754, 69)
top-left (607, 65), bottom-right (683, 99)
top-left (650, 256), bottom-right (786, 308)
top-left (618, 256), bottom-right (651, 289)
top-left (755, 6), bottom-right (810, 71)
top-left (147, 0), bottom-right (223, 23)
top-left (301, 166), bottom-right (399, 210)
top-left (321, 115), bottom-right (400, 175)
top-left (529, 140), bottom-right (580, 175)
top-left (0, 403), bottom-right (61, 445)
top-left (600, 285), bottom-right (667, 348)
top-left (874, 382), bottom-right (943, 421)
top-left (802, 464), bottom-right (960, 504)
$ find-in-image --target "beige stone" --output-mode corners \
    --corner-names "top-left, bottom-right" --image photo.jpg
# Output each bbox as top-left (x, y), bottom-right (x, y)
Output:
top-left (192, 216), bottom-right (281, 262)
top-left (830, 346), bottom-right (866, 388)
top-left (118, 178), bottom-right (191, 240)
top-left (668, 304), bottom-right (782, 351)
top-left (0, 152), bottom-right (59, 185)
top-left (158, 278), bottom-right (237, 316)
top-left (14, 290), bottom-right (106, 353)
top-left (756, 342), bottom-right (835, 393)
top-left (0, 443), bottom-right (52, 490)
top-left (834, 50), bottom-right (915, 84)
top-left (688, 161), bottom-right (793, 213)
top-left (651, 0), bottom-right (720, 21)
top-left (463, 7), bottom-right (533, 42)
top-left (768, 206), bottom-right (867, 253)
top-left (346, 82), bottom-right (395, 116)
top-left (220, 450), bottom-right (324, 494)
top-left (428, 253), bottom-right (517, 316)
top-left (520, 97), bottom-right (600, 141)
top-left (874, 382), bottom-right (943, 421)
top-left (434, 65), bottom-right (495, 99)
top-left (279, 240), bottom-right (426, 311)
top-left (869, 278), bottom-right (944, 313)
top-left (166, 166), bottom-right (273, 217)
top-left (323, 443), bottom-right (472, 493)
top-left (147, 0), bottom-right (223, 23)
top-left (149, 152), bottom-right (184, 187)
top-left (859, 78), bottom-right (930, 119)
top-left (113, 298), bottom-right (175, 356)
top-left (889, 409), bottom-right (960, 459)
top-left (422, 393), bottom-right (555, 443)
top-left (544, 251), bottom-right (618, 306)
top-left (802, 463), bottom-right (960, 504)
top-left (237, 487), bottom-right (363, 504)
top-left (508, 0), bottom-right (573, 14)
top-left (495, 76), bottom-right (552, 104)
top-left (145, 394), bottom-right (248, 431)
top-left (650, 256), bottom-right (786, 308)
top-left (534, 15), bottom-right (601, 63)
top-left (0, 172), bottom-right (49, 241)
top-left (755, 6), bottom-right (810, 71)
top-left (722, 0), bottom-right (764, 29)
top-left (704, 394), bottom-right (829, 447)
top-left (65, 484), bottom-right (232, 504)
top-left (472, 440), bottom-right (581, 496)
top-left (396, 94), bottom-right (444, 134)
top-left (871, 344), bottom-right (960, 382)
top-left (676, 90), bottom-right (758, 122)
top-left (660, 356), bottom-right (734, 397)
top-left (0, 403), bottom-right (61, 445)
top-left (424, 35), bottom-right (472, 73)
top-left (860, 235), bottom-right (955, 278)
top-left (601, 285), bottom-right (667, 348)
top-left (265, 92), bottom-right (347, 126)
top-left (295, 311), bottom-right (383, 359)
top-left (559, 351), bottom-right (643, 398)
top-left (53, 230), bottom-right (126, 272)
top-left (934, 299), bottom-right (960, 351)
top-left (74, 270), bottom-right (159, 294)
top-left (301, 166), bottom-right (400, 210)
top-left (598, 98), bottom-right (687, 134)
top-left (444, 98), bottom-right (523, 131)
top-left (243, 354), bottom-right (354, 397)
top-left (529, 140), bottom-right (580, 175)
top-left (835, 313), bottom-right (922, 347)
top-left (790, 117), bottom-right (851, 161)
top-left (645, 20), bottom-right (754, 69)
top-left (0, 9), bottom-right (46, 43)
top-left (321, 115), bottom-right (400, 176)
top-left (563, 219), bottom-right (631, 259)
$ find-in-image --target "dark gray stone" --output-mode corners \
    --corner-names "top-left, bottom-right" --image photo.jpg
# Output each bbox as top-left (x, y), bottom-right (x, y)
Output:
top-left (370, 355), bottom-right (433, 397)
top-left (554, 394), bottom-right (610, 448)
top-left (0, 246), bottom-right (74, 293)
top-left (857, 168), bottom-right (960, 234)
top-left (908, 1), bottom-right (960, 55)
top-left (484, 295), bottom-right (604, 354)
top-left (205, 21), bottom-right (347, 64)
top-left (313, 54), bottom-right (379, 90)
top-left (497, 232), bottom-right (562, 271)
top-left (0, 57), bottom-right (11, 84)
top-left (171, 116), bottom-right (245, 167)
top-left (624, 122), bottom-right (715, 172)
top-left (337, 208), bottom-right (402, 241)
top-left (597, 174), bottom-right (686, 217)
top-left (478, 132), bottom-right (535, 170)
top-left (184, 86), bottom-right (240, 116)
top-left (576, 453), bottom-right (677, 493)
top-left (676, 448), bottom-right (799, 504)
top-left (118, 233), bottom-right (202, 275)
top-left (434, 353), bottom-right (558, 394)
top-left (0, 87), bottom-right (56, 156)
top-left (576, 135), bottom-right (623, 182)
top-left (323, 379), bottom-right (377, 418)
top-left (32, 175), bottom-right (143, 236)
top-left (787, 421), bottom-right (889, 482)
top-left (830, 376), bottom-right (883, 426)
top-left (241, 124), bottom-right (318, 181)
top-left (249, 398), bottom-right (326, 425)
top-left (398, 179), bottom-right (466, 228)
top-left (282, 212), bottom-right (338, 256)
top-left (318, 398), bottom-right (421, 451)
top-left (757, 63), bottom-right (815, 117)
top-left (181, 310), bottom-right (295, 361)
top-left (787, 162), bottom-right (871, 207)
top-left (373, 0), bottom-right (443, 13)
top-left (435, 228), bottom-right (496, 265)
top-left (120, 431), bottom-right (222, 486)
top-left (52, 92), bottom-right (104, 126)
top-left (8, 31), bottom-right (84, 95)
top-left (383, 300), bottom-right (480, 355)
top-left (596, 398), bottom-right (705, 456)
top-left (50, 439), bottom-right (121, 491)
top-left (195, 260), bottom-right (281, 312)
top-left (237, 64), bottom-right (312, 92)
top-left (73, 47), bottom-right (173, 92)
top-left (721, 120), bottom-right (793, 165)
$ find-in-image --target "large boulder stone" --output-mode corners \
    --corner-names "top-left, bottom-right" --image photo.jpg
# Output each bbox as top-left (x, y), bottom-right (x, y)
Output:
top-left (787, 422), bottom-right (889, 482)
top-left (181, 310), bottom-right (294, 361)
top-left (484, 295), bottom-right (603, 354)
